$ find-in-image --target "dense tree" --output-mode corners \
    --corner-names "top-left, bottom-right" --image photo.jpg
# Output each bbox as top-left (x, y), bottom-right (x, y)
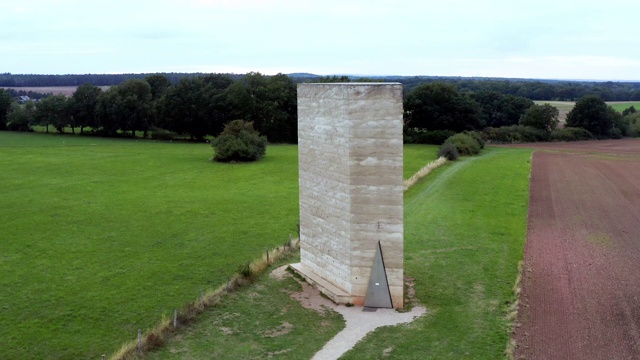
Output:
top-left (68, 83), bottom-right (102, 134)
top-left (212, 120), bottom-right (267, 162)
top-left (225, 72), bottom-right (298, 143)
top-left (35, 94), bottom-right (69, 133)
top-left (7, 101), bottom-right (35, 131)
top-left (566, 95), bottom-right (615, 137)
top-left (202, 74), bottom-right (235, 136)
top-left (159, 77), bottom-right (220, 140)
top-left (471, 91), bottom-right (533, 127)
top-left (0, 88), bottom-right (12, 130)
top-left (313, 75), bottom-right (351, 83)
top-left (144, 74), bottom-right (172, 131)
top-left (608, 107), bottom-right (628, 138)
top-left (96, 80), bottom-right (153, 136)
top-left (404, 82), bottom-right (484, 132)
top-left (144, 74), bottom-right (172, 101)
top-left (95, 87), bottom-right (123, 135)
top-left (622, 106), bottom-right (636, 116)
top-left (519, 104), bottom-right (560, 132)
top-left (117, 80), bottom-right (154, 136)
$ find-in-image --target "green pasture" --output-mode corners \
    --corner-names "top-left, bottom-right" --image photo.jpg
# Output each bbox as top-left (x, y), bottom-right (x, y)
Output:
top-left (344, 147), bottom-right (531, 359)
top-left (534, 100), bottom-right (640, 115)
top-left (147, 146), bottom-right (533, 359)
top-left (608, 101), bottom-right (640, 112)
top-left (0, 132), bottom-right (299, 359)
top-left (0, 132), bottom-right (438, 359)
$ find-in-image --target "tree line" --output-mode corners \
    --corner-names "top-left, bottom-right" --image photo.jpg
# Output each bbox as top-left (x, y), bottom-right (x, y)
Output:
top-left (1, 74), bottom-right (638, 143)
top-left (404, 82), bottom-right (639, 143)
top-left (0, 73), bottom-right (297, 142)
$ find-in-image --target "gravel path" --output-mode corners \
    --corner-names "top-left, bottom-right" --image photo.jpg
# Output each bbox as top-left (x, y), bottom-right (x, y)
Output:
top-left (271, 266), bottom-right (427, 360)
top-left (312, 304), bottom-right (426, 360)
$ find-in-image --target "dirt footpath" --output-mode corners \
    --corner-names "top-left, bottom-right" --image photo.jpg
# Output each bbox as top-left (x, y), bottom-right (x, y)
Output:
top-left (514, 140), bottom-right (640, 359)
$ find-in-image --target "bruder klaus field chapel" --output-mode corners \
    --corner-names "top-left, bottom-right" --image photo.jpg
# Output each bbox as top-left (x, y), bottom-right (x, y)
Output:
top-left (291, 83), bottom-right (405, 309)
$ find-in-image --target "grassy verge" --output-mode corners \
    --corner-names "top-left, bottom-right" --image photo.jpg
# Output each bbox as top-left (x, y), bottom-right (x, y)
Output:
top-left (144, 253), bottom-right (345, 360)
top-left (342, 147), bottom-right (532, 359)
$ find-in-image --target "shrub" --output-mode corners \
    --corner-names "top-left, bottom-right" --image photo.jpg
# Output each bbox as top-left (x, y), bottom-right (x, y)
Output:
top-left (628, 113), bottom-right (640, 137)
top-left (566, 95), bottom-right (614, 137)
top-left (484, 125), bottom-right (550, 144)
top-left (403, 128), bottom-right (455, 145)
top-left (519, 103), bottom-right (559, 132)
top-left (463, 130), bottom-right (486, 149)
top-left (6, 120), bottom-right (32, 132)
top-left (437, 142), bottom-right (459, 160)
top-left (212, 120), bottom-right (267, 162)
top-left (443, 133), bottom-right (481, 156)
top-left (150, 128), bottom-right (180, 141)
top-left (550, 127), bottom-right (595, 142)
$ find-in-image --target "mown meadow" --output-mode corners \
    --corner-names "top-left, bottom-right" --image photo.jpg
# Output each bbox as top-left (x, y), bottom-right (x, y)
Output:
top-left (0, 132), bottom-right (438, 359)
top-left (147, 147), bottom-right (533, 359)
top-left (1, 132), bottom-right (300, 359)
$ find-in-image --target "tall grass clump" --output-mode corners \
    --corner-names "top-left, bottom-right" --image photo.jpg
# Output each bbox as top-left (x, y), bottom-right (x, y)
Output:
top-left (404, 156), bottom-right (447, 190)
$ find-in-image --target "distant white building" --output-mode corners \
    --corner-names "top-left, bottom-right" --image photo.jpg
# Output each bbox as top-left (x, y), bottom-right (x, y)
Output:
top-left (18, 95), bottom-right (30, 104)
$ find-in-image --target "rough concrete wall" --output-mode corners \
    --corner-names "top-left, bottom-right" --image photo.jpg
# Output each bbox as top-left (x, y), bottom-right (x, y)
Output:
top-left (297, 83), bottom-right (404, 307)
top-left (346, 85), bottom-right (404, 308)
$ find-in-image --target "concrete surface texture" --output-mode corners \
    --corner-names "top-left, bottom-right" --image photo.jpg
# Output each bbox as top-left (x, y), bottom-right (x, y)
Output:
top-left (296, 83), bottom-right (404, 308)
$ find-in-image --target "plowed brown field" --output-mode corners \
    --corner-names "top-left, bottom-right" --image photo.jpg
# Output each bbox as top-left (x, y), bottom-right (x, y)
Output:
top-left (513, 139), bottom-right (640, 359)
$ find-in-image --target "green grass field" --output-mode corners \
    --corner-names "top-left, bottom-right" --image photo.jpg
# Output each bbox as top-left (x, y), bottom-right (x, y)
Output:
top-left (534, 100), bottom-right (640, 120)
top-left (145, 146), bottom-right (533, 359)
top-left (0, 132), bottom-right (301, 359)
top-left (342, 147), bottom-right (531, 359)
top-left (608, 101), bottom-right (640, 112)
top-left (0, 132), bottom-right (439, 359)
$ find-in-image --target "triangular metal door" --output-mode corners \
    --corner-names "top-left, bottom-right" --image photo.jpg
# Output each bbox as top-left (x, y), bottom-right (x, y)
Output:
top-left (364, 241), bottom-right (393, 308)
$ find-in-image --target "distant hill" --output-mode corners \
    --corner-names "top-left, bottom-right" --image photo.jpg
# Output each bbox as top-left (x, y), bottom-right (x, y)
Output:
top-left (286, 73), bottom-right (320, 78)
top-left (2, 72), bottom-right (640, 101)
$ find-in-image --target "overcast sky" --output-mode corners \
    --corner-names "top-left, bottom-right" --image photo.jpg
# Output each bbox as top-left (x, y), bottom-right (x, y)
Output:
top-left (2, 0), bottom-right (639, 80)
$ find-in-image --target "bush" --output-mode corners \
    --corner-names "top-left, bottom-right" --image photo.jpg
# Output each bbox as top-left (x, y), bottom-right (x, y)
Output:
top-left (484, 125), bottom-right (550, 144)
top-left (437, 142), bottom-right (459, 160)
top-left (150, 128), bottom-right (180, 141)
top-left (566, 95), bottom-right (614, 137)
top-left (550, 127), bottom-right (595, 142)
top-left (443, 133), bottom-right (481, 156)
top-left (463, 130), bottom-right (486, 149)
top-left (212, 120), bottom-right (267, 162)
top-left (628, 113), bottom-right (640, 137)
top-left (6, 120), bottom-right (32, 132)
top-left (519, 103), bottom-right (559, 132)
top-left (403, 128), bottom-right (455, 145)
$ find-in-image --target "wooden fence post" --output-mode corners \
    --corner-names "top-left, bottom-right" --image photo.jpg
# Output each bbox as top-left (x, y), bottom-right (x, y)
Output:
top-left (173, 309), bottom-right (178, 328)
